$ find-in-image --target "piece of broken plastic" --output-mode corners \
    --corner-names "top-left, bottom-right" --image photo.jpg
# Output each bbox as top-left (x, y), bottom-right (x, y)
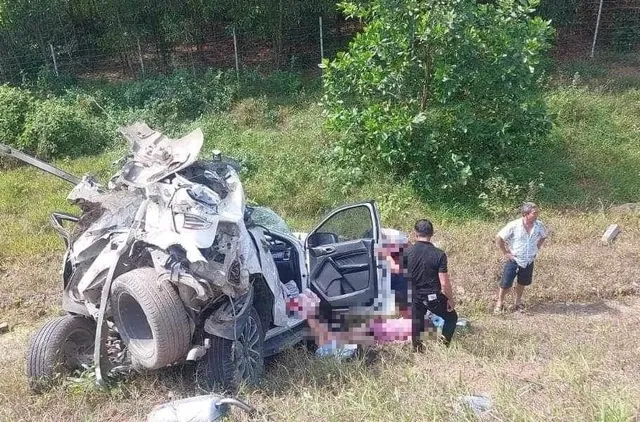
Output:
top-left (460, 395), bottom-right (493, 416)
top-left (315, 341), bottom-right (358, 359)
top-left (456, 318), bottom-right (470, 329)
top-left (282, 280), bottom-right (300, 298)
top-left (147, 394), bottom-right (254, 422)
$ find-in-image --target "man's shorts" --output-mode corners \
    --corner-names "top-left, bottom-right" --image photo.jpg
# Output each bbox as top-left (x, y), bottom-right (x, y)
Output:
top-left (500, 260), bottom-right (534, 288)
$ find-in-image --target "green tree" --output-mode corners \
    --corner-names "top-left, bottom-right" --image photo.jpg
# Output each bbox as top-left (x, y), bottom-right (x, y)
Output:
top-left (322, 0), bottom-right (553, 197)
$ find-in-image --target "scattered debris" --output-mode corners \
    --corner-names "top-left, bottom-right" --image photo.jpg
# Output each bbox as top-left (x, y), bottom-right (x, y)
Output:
top-left (459, 395), bottom-right (493, 417)
top-left (315, 342), bottom-right (358, 359)
top-left (456, 318), bottom-right (470, 329)
top-left (601, 224), bottom-right (621, 244)
top-left (0, 322), bottom-right (8, 334)
top-left (147, 394), bottom-right (255, 422)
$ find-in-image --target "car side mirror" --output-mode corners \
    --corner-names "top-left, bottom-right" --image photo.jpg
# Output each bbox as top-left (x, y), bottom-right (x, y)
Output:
top-left (307, 232), bottom-right (338, 248)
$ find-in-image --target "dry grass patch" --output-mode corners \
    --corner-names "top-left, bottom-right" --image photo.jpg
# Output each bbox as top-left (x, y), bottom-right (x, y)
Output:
top-left (0, 298), bottom-right (639, 421)
top-left (440, 211), bottom-right (640, 316)
top-left (0, 254), bottom-right (62, 325)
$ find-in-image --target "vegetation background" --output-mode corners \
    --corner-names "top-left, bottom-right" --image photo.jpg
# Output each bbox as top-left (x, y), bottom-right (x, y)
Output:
top-left (0, 0), bottom-right (639, 420)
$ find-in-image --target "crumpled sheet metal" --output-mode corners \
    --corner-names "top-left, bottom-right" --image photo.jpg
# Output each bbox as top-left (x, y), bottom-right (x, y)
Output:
top-left (118, 122), bottom-right (204, 187)
top-left (64, 121), bottom-right (278, 314)
top-left (248, 226), bottom-right (287, 327)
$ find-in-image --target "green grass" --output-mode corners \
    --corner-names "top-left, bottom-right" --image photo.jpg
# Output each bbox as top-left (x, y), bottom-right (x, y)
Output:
top-left (2, 68), bottom-right (640, 261)
top-left (532, 86), bottom-right (640, 207)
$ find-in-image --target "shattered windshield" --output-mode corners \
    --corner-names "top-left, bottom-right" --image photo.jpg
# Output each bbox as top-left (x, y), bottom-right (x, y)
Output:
top-left (250, 206), bottom-right (291, 235)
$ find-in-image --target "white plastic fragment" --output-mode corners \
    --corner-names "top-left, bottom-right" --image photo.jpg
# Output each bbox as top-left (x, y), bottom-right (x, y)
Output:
top-left (601, 224), bottom-right (621, 244)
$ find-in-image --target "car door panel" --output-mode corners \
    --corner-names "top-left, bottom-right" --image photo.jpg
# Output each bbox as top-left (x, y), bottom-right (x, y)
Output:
top-left (305, 202), bottom-right (380, 310)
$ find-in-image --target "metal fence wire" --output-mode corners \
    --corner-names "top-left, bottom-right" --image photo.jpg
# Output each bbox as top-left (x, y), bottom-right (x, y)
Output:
top-left (0, 16), bottom-right (360, 83)
top-left (546, 0), bottom-right (640, 58)
top-left (0, 2), bottom-right (637, 84)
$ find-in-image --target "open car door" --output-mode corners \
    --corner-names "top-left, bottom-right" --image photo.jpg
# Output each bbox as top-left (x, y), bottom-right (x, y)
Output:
top-left (305, 202), bottom-right (381, 310)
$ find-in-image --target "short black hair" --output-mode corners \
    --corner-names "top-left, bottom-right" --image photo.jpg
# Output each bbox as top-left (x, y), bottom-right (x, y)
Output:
top-left (414, 219), bottom-right (433, 237)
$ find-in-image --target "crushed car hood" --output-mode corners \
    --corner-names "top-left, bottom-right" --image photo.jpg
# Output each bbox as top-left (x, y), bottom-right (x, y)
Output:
top-left (118, 122), bottom-right (204, 187)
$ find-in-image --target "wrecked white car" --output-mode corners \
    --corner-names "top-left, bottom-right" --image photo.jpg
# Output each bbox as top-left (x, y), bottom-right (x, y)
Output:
top-left (1, 124), bottom-right (387, 391)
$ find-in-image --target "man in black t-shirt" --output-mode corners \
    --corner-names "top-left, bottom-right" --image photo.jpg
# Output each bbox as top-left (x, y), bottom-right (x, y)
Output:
top-left (405, 219), bottom-right (458, 349)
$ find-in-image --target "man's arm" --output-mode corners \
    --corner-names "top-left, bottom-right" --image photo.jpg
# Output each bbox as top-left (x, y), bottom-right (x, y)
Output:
top-left (386, 255), bottom-right (400, 273)
top-left (537, 237), bottom-right (546, 249)
top-left (438, 254), bottom-right (455, 310)
top-left (496, 236), bottom-right (515, 261)
top-left (537, 223), bottom-right (548, 249)
top-left (439, 272), bottom-right (455, 310)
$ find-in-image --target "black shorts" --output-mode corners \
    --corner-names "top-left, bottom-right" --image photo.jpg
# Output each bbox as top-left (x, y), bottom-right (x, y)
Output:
top-left (500, 260), bottom-right (534, 288)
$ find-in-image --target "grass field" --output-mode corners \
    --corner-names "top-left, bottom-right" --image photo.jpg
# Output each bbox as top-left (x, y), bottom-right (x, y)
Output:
top-left (1, 58), bottom-right (639, 421)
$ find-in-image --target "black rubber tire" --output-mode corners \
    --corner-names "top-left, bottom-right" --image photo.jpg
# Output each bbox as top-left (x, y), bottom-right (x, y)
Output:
top-left (205, 307), bottom-right (265, 392)
top-left (110, 268), bottom-right (191, 370)
top-left (26, 315), bottom-right (96, 392)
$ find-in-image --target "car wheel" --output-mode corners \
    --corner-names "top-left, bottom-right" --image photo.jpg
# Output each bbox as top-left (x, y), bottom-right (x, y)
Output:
top-left (204, 306), bottom-right (265, 392)
top-left (26, 315), bottom-right (96, 392)
top-left (110, 268), bottom-right (191, 370)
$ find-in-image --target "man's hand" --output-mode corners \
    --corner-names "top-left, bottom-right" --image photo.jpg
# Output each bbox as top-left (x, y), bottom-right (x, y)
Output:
top-left (447, 298), bottom-right (455, 312)
top-left (503, 252), bottom-right (515, 262)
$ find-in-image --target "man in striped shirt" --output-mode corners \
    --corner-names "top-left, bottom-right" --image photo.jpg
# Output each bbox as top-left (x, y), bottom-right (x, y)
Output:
top-left (494, 202), bottom-right (547, 314)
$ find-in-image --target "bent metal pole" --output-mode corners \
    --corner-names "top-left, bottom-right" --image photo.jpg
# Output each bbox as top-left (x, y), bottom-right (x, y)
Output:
top-left (0, 143), bottom-right (81, 185)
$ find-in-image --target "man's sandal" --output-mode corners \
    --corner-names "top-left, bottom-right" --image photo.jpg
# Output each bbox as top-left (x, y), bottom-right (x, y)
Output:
top-left (493, 304), bottom-right (504, 315)
top-left (514, 303), bottom-right (526, 312)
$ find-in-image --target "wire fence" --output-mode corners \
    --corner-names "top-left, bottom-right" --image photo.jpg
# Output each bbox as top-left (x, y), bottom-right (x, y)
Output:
top-left (0, 3), bottom-right (638, 84)
top-left (0, 18), bottom-right (359, 83)
top-left (548, 0), bottom-right (640, 59)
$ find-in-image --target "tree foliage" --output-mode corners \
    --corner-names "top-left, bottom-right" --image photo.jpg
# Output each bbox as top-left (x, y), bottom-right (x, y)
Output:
top-left (322, 0), bottom-right (554, 196)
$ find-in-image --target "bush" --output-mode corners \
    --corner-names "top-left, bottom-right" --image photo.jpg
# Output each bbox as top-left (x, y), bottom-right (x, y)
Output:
top-left (102, 69), bottom-right (237, 125)
top-left (0, 85), bottom-right (34, 145)
top-left (322, 0), bottom-right (554, 198)
top-left (18, 98), bottom-right (113, 159)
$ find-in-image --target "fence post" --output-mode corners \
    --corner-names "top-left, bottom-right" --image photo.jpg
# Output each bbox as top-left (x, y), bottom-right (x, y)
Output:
top-left (137, 38), bottom-right (145, 77)
top-left (49, 44), bottom-right (59, 76)
top-left (590, 0), bottom-right (604, 58)
top-left (319, 16), bottom-right (324, 62)
top-left (233, 27), bottom-right (240, 82)
top-left (189, 49), bottom-right (196, 77)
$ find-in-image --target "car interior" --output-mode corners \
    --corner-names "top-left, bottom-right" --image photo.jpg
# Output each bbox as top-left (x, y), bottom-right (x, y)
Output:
top-left (265, 233), bottom-right (302, 293)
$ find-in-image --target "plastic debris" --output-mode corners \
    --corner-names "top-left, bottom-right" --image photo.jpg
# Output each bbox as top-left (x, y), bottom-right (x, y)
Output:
top-left (426, 310), bottom-right (444, 328)
top-left (601, 224), bottom-right (621, 244)
top-left (456, 318), bottom-right (470, 329)
top-left (147, 394), bottom-right (254, 422)
top-left (0, 322), bottom-right (8, 334)
top-left (315, 341), bottom-right (358, 359)
top-left (282, 280), bottom-right (300, 298)
top-left (460, 395), bottom-right (493, 416)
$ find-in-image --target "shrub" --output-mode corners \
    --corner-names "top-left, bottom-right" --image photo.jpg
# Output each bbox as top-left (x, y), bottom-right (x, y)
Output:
top-left (0, 85), bottom-right (34, 145)
top-left (18, 98), bottom-right (113, 159)
top-left (95, 69), bottom-right (237, 127)
top-left (322, 0), bottom-right (554, 198)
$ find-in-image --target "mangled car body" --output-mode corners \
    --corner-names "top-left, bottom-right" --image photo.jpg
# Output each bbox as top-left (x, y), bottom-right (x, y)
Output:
top-left (0, 123), bottom-right (390, 391)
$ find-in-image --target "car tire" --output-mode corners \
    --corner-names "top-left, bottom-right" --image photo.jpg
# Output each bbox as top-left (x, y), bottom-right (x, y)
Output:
top-left (110, 268), bottom-right (191, 370)
top-left (204, 306), bottom-right (265, 392)
top-left (26, 315), bottom-right (96, 392)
